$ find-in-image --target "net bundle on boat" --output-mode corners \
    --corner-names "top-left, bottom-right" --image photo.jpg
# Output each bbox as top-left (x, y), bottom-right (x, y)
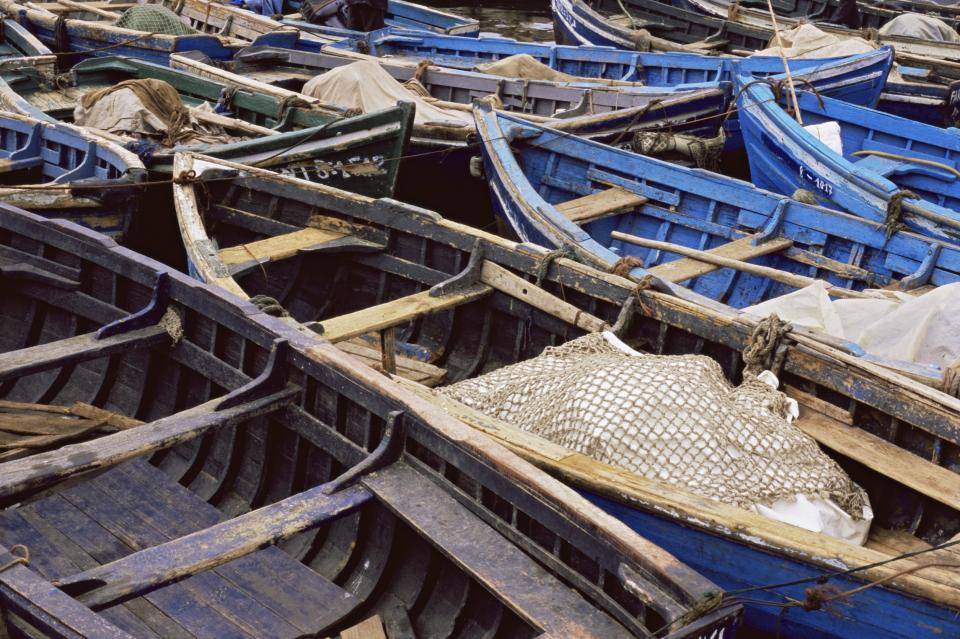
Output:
top-left (73, 79), bottom-right (237, 147)
top-left (113, 5), bottom-right (196, 36)
top-left (439, 331), bottom-right (872, 543)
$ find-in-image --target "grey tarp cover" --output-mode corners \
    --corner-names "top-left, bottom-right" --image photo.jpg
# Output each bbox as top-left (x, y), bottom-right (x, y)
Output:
top-left (302, 59), bottom-right (473, 128)
top-left (878, 13), bottom-right (960, 42)
top-left (752, 23), bottom-right (875, 58)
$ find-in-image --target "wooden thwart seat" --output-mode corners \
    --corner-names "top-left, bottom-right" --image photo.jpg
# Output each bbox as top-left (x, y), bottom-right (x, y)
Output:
top-left (362, 463), bottom-right (634, 638)
top-left (647, 234), bottom-right (794, 283)
top-left (219, 227), bottom-right (382, 277)
top-left (556, 187), bottom-right (648, 225)
top-left (336, 339), bottom-right (447, 386)
top-left (0, 459), bottom-right (360, 638)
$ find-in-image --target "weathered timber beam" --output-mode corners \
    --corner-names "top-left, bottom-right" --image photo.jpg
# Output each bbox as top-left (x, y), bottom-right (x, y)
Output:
top-left (611, 232), bottom-right (879, 300)
top-left (0, 325), bottom-right (172, 383)
top-left (56, 483), bottom-right (371, 608)
top-left (0, 387), bottom-right (298, 503)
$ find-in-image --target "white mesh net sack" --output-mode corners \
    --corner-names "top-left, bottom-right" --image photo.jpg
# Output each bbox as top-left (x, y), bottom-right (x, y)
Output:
top-left (439, 331), bottom-right (873, 543)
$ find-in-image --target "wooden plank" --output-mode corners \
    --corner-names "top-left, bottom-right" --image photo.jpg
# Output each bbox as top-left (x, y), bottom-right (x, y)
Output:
top-left (479, 261), bottom-right (608, 333)
top-left (218, 227), bottom-right (346, 266)
top-left (336, 340), bottom-right (446, 386)
top-left (648, 235), bottom-right (793, 283)
top-left (315, 284), bottom-right (492, 343)
top-left (362, 464), bottom-right (634, 639)
top-left (793, 404), bottom-right (960, 512)
top-left (0, 387), bottom-right (297, 503)
top-left (341, 616), bottom-right (387, 639)
top-left (56, 481), bottom-right (371, 611)
top-left (0, 325), bottom-right (171, 383)
top-left (555, 186), bottom-right (647, 224)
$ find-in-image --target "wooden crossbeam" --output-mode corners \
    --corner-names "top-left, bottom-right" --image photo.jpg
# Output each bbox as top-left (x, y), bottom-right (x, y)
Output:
top-left (0, 325), bottom-right (172, 384)
top-left (555, 187), bottom-right (648, 225)
top-left (788, 387), bottom-right (960, 512)
top-left (336, 340), bottom-right (446, 386)
top-left (340, 617), bottom-right (387, 639)
top-left (219, 228), bottom-right (345, 266)
top-left (56, 483), bottom-right (371, 609)
top-left (647, 234), bottom-right (793, 283)
top-left (0, 387), bottom-right (298, 503)
top-left (315, 284), bottom-right (492, 343)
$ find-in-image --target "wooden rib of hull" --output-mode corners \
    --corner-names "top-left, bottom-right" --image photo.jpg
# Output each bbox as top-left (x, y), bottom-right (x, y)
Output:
top-left (0, 202), bottom-right (738, 639)
top-left (173, 152), bottom-right (960, 639)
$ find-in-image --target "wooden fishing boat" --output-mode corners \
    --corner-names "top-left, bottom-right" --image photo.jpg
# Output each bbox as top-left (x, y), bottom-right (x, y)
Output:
top-left (472, 103), bottom-right (960, 382)
top-left (737, 79), bottom-right (960, 245)
top-left (283, 0), bottom-right (480, 36)
top-left (0, 0), bottom-right (308, 65)
top-left (550, 0), bottom-right (960, 64)
top-left (168, 48), bottom-right (725, 222)
top-left (173, 152), bottom-right (960, 639)
top-left (0, 111), bottom-right (146, 239)
top-left (0, 55), bottom-right (414, 198)
top-left (0, 16), bottom-right (56, 73)
top-left (0, 201), bottom-right (743, 639)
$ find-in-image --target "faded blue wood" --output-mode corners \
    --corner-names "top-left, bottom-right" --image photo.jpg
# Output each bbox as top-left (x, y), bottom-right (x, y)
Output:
top-left (474, 104), bottom-right (959, 379)
top-left (738, 78), bottom-right (960, 244)
top-left (584, 492), bottom-right (960, 639)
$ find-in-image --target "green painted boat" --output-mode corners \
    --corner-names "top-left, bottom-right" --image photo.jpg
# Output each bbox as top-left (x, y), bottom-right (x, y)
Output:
top-left (0, 55), bottom-right (413, 198)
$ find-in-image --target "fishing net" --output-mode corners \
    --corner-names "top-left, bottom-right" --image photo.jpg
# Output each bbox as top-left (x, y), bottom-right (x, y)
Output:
top-left (74, 79), bottom-right (235, 146)
top-left (113, 5), bottom-right (196, 36)
top-left (439, 331), bottom-right (872, 543)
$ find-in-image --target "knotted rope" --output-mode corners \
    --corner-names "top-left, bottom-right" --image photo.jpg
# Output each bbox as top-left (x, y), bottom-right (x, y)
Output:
top-left (535, 245), bottom-right (579, 286)
top-left (884, 189), bottom-right (918, 240)
top-left (609, 255), bottom-right (645, 278)
top-left (742, 314), bottom-right (790, 376)
top-left (250, 295), bottom-right (289, 317)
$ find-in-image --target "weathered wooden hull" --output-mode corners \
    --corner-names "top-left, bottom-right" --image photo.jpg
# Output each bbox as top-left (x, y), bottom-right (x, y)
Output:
top-left (473, 104), bottom-right (959, 382)
top-left (737, 80), bottom-right (960, 245)
top-left (283, 0), bottom-right (480, 36)
top-left (0, 111), bottom-right (146, 239)
top-left (0, 17), bottom-right (56, 72)
top-left (171, 152), bottom-right (960, 639)
top-left (0, 0), bottom-right (304, 65)
top-left (0, 55), bottom-right (414, 198)
top-left (552, 0), bottom-right (960, 66)
top-left (0, 201), bottom-right (741, 639)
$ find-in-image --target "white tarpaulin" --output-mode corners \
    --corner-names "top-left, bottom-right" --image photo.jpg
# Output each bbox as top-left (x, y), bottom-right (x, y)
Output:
top-left (440, 330), bottom-right (873, 544)
top-left (474, 54), bottom-right (641, 87)
top-left (301, 59), bottom-right (473, 128)
top-left (752, 23), bottom-right (876, 59)
top-left (879, 13), bottom-right (960, 42)
top-left (745, 281), bottom-right (960, 371)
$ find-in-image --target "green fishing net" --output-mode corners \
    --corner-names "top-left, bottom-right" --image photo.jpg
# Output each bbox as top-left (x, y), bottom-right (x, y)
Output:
top-left (114, 5), bottom-right (196, 36)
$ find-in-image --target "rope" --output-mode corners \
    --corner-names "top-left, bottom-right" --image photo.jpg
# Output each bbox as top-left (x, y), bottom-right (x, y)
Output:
top-left (535, 245), bottom-right (578, 286)
top-left (0, 545), bottom-right (29, 572)
top-left (942, 361), bottom-right (960, 397)
top-left (884, 189), bottom-right (919, 240)
top-left (609, 255), bottom-right (645, 278)
top-left (742, 314), bottom-right (790, 376)
top-left (249, 295), bottom-right (289, 317)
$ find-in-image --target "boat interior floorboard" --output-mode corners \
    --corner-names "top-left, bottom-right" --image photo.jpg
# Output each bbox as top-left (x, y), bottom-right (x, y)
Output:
top-left (0, 459), bottom-right (358, 638)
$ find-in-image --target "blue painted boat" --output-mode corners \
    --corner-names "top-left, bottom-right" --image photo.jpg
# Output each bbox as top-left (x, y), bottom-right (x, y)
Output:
top-left (737, 78), bottom-right (960, 245)
top-left (283, 0), bottom-right (479, 36)
top-left (0, 111), bottom-right (146, 239)
top-left (172, 153), bottom-right (960, 639)
top-left (0, 16), bottom-right (55, 70)
top-left (473, 102), bottom-right (960, 381)
top-left (0, 0), bottom-right (307, 65)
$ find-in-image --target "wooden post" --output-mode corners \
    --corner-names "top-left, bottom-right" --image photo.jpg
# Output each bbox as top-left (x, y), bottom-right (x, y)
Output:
top-left (765, 0), bottom-right (803, 125)
top-left (380, 327), bottom-right (397, 376)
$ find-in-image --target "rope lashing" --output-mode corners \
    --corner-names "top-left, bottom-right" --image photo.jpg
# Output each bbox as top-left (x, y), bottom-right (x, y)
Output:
top-left (884, 189), bottom-right (919, 240)
top-left (609, 255), bottom-right (645, 278)
top-left (249, 295), bottom-right (289, 317)
top-left (0, 545), bottom-right (29, 573)
top-left (942, 361), bottom-right (960, 398)
top-left (742, 314), bottom-right (791, 376)
top-left (792, 188), bottom-right (819, 205)
top-left (535, 245), bottom-right (578, 286)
